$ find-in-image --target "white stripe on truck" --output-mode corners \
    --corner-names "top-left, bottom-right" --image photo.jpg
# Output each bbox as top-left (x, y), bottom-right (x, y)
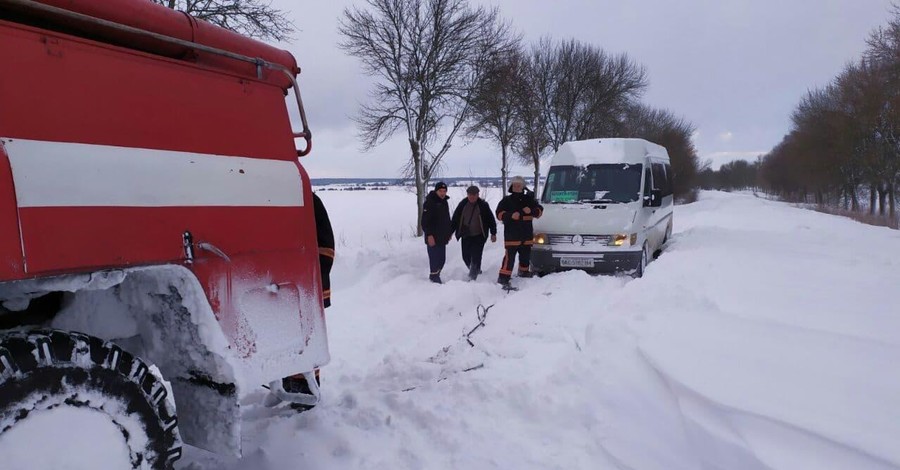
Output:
top-left (1, 137), bottom-right (304, 208)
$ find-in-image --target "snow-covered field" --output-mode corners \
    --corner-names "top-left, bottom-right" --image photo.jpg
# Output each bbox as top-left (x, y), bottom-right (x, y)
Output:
top-left (179, 189), bottom-right (900, 470)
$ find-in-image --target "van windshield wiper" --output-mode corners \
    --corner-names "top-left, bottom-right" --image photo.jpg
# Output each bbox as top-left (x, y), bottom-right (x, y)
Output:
top-left (581, 198), bottom-right (616, 204)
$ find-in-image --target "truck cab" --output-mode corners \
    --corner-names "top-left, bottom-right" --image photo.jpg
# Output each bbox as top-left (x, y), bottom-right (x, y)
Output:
top-left (0, 0), bottom-right (326, 467)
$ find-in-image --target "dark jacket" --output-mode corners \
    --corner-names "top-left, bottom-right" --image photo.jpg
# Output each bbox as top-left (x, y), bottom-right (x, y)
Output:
top-left (422, 190), bottom-right (452, 244)
top-left (312, 193), bottom-right (335, 308)
top-left (451, 197), bottom-right (497, 240)
top-left (495, 187), bottom-right (544, 242)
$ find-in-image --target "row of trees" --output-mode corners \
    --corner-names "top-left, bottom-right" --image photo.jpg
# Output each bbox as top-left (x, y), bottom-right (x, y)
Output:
top-left (761, 7), bottom-right (900, 217)
top-left (339, 0), bottom-right (701, 235)
top-left (697, 159), bottom-right (761, 192)
top-left (467, 39), bottom-right (650, 195)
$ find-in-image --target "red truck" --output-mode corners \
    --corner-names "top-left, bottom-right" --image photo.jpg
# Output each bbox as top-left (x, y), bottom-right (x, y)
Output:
top-left (0, 0), bottom-right (329, 467)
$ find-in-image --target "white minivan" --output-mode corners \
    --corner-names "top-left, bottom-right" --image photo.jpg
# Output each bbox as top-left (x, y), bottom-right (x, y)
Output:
top-left (531, 138), bottom-right (674, 277)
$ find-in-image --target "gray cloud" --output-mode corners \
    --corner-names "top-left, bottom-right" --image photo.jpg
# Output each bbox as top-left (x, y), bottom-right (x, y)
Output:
top-left (271, 0), bottom-right (894, 176)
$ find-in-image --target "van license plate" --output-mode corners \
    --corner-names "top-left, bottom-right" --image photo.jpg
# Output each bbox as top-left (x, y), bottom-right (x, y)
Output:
top-left (560, 257), bottom-right (594, 268)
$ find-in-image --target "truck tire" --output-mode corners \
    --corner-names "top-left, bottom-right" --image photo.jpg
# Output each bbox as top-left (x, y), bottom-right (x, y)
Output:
top-left (0, 330), bottom-right (181, 469)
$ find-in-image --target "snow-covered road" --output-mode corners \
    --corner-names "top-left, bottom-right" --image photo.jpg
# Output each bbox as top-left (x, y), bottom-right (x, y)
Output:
top-left (179, 189), bottom-right (900, 470)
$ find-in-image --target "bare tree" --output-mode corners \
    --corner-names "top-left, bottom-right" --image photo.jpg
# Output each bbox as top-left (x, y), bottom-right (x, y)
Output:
top-left (466, 48), bottom-right (524, 192)
top-left (339, 0), bottom-right (515, 235)
top-left (152, 0), bottom-right (294, 41)
top-left (511, 48), bottom-right (551, 195)
top-left (619, 105), bottom-right (701, 201)
top-left (535, 39), bottom-right (648, 152)
top-left (504, 38), bottom-right (646, 196)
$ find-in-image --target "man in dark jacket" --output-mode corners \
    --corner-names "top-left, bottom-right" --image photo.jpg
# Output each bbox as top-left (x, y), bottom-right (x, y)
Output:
top-left (422, 181), bottom-right (453, 283)
top-left (451, 185), bottom-right (497, 281)
top-left (495, 176), bottom-right (543, 286)
top-left (312, 192), bottom-right (335, 308)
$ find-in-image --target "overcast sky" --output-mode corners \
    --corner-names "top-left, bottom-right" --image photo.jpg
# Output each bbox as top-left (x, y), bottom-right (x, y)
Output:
top-left (271, 0), bottom-right (895, 178)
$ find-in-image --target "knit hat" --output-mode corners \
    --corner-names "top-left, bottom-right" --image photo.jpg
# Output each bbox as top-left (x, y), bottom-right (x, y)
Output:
top-left (511, 176), bottom-right (526, 186)
top-left (466, 185), bottom-right (480, 195)
top-left (434, 181), bottom-right (448, 191)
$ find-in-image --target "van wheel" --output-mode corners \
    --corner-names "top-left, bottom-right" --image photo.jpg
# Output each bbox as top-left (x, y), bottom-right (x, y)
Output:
top-left (0, 330), bottom-right (182, 469)
top-left (634, 243), bottom-right (649, 278)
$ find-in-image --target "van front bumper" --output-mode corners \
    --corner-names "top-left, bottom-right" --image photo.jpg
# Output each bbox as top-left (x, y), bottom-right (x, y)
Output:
top-left (530, 248), bottom-right (642, 274)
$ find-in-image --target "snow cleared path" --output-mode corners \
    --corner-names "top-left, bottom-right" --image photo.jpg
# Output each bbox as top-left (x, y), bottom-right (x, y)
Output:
top-left (179, 190), bottom-right (900, 470)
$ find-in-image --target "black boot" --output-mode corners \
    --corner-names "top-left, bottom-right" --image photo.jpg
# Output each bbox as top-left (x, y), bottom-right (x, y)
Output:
top-left (283, 375), bottom-right (312, 394)
top-left (430, 274), bottom-right (443, 284)
top-left (282, 374), bottom-right (315, 411)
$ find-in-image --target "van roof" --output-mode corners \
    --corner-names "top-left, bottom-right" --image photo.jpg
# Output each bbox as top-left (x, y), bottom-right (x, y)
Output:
top-left (551, 138), bottom-right (669, 166)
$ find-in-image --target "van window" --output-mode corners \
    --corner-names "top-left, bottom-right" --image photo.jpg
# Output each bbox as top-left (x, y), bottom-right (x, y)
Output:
top-left (542, 164), bottom-right (643, 204)
top-left (664, 163), bottom-right (673, 196)
top-left (643, 167), bottom-right (652, 199)
top-left (651, 163), bottom-right (666, 193)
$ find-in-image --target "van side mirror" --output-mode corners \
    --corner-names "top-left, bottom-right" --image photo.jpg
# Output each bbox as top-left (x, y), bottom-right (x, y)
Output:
top-left (644, 189), bottom-right (662, 207)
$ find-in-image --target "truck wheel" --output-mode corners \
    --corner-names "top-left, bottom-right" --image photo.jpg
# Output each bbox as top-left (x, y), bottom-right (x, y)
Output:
top-left (0, 330), bottom-right (182, 469)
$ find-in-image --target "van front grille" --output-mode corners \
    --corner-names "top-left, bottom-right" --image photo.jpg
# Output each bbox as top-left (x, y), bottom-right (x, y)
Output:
top-left (547, 234), bottom-right (612, 246)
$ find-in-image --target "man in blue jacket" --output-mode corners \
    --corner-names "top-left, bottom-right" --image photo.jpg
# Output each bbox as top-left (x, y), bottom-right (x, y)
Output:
top-left (422, 181), bottom-right (453, 283)
top-left (451, 185), bottom-right (497, 281)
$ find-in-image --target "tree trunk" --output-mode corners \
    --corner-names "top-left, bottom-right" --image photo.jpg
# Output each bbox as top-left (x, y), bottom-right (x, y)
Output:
top-left (411, 139), bottom-right (425, 237)
top-left (533, 157), bottom-right (541, 196)
top-left (889, 182), bottom-right (896, 216)
top-left (870, 184), bottom-right (877, 215)
top-left (500, 145), bottom-right (509, 194)
top-left (850, 185), bottom-right (860, 211)
top-left (878, 185), bottom-right (887, 216)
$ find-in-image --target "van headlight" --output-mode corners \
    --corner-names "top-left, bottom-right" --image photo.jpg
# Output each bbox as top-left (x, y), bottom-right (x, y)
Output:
top-left (610, 234), bottom-right (639, 247)
top-left (534, 233), bottom-right (547, 245)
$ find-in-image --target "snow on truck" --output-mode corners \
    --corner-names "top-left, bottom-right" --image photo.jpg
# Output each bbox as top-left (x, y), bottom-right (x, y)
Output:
top-left (0, 0), bottom-right (328, 467)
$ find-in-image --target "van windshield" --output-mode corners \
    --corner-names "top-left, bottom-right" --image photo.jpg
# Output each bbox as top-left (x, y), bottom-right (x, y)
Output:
top-left (542, 164), bottom-right (643, 204)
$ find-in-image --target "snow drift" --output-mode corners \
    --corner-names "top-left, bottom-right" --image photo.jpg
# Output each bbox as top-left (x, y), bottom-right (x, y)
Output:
top-left (173, 189), bottom-right (900, 470)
